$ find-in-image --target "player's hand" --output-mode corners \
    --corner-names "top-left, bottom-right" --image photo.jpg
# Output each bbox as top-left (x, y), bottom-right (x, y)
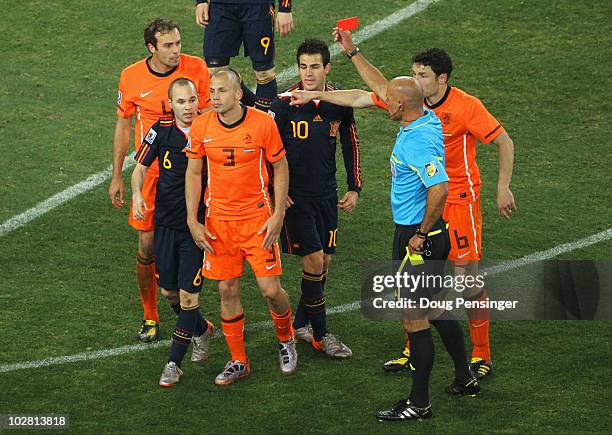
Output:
top-left (408, 234), bottom-right (425, 254)
top-left (497, 186), bottom-right (517, 219)
top-left (195, 2), bottom-right (210, 28)
top-left (189, 222), bottom-right (216, 253)
top-left (288, 90), bottom-right (319, 106)
top-left (275, 12), bottom-right (294, 37)
top-left (338, 191), bottom-right (358, 213)
top-left (258, 212), bottom-right (284, 250)
top-left (332, 27), bottom-right (356, 54)
top-left (109, 176), bottom-right (125, 208)
top-left (131, 193), bottom-right (148, 220)
top-left (285, 195), bottom-right (294, 210)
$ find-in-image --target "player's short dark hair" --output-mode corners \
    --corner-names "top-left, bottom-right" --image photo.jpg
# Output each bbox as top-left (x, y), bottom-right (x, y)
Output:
top-left (168, 77), bottom-right (196, 99)
top-left (412, 48), bottom-right (453, 79)
top-left (296, 39), bottom-right (330, 66)
top-left (144, 17), bottom-right (180, 49)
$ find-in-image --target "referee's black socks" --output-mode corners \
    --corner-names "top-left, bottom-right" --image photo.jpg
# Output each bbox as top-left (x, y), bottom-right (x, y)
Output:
top-left (407, 328), bottom-right (434, 408)
top-left (431, 310), bottom-right (472, 382)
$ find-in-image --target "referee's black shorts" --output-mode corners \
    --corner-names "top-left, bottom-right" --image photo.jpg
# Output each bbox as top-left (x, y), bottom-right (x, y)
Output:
top-left (392, 218), bottom-right (450, 302)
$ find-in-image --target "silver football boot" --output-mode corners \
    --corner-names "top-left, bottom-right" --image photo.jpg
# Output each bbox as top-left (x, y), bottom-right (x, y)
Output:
top-left (294, 325), bottom-right (313, 343)
top-left (320, 333), bottom-right (352, 359)
top-left (191, 320), bottom-right (215, 363)
top-left (159, 361), bottom-right (183, 387)
top-left (278, 338), bottom-right (298, 374)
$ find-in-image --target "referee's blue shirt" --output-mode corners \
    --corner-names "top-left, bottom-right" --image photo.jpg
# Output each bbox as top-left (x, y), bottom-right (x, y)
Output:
top-left (390, 109), bottom-right (448, 225)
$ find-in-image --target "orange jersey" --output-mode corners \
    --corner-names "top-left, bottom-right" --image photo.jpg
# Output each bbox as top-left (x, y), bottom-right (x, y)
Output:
top-left (187, 107), bottom-right (286, 220)
top-left (371, 87), bottom-right (504, 203)
top-left (117, 54), bottom-right (211, 175)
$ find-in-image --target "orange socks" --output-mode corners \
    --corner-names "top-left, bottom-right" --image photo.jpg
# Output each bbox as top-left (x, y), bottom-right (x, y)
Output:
top-left (270, 308), bottom-right (294, 342)
top-left (221, 312), bottom-right (248, 363)
top-left (136, 253), bottom-right (158, 322)
top-left (466, 290), bottom-right (491, 362)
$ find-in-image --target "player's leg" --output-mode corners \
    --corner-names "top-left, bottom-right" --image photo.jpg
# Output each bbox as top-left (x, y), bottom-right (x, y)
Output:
top-left (203, 3), bottom-right (257, 105)
top-left (176, 233), bottom-right (215, 364)
top-left (447, 201), bottom-right (492, 379)
top-left (246, 213), bottom-right (297, 374)
top-left (310, 198), bottom-right (351, 358)
top-left (279, 198), bottom-right (316, 339)
top-left (256, 275), bottom-right (298, 375)
top-left (130, 173), bottom-right (159, 342)
top-left (242, 3), bottom-right (277, 111)
top-left (200, 217), bottom-right (250, 385)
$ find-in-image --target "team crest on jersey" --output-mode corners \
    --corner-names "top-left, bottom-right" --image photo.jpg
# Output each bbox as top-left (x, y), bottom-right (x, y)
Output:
top-left (425, 162), bottom-right (438, 177)
top-left (117, 90), bottom-right (122, 106)
top-left (329, 120), bottom-right (340, 137)
top-left (267, 110), bottom-right (276, 119)
top-left (144, 128), bottom-right (157, 144)
top-left (439, 112), bottom-right (451, 125)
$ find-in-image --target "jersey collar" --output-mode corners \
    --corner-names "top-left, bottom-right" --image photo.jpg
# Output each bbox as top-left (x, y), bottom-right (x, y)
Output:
top-left (146, 56), bottom-right (179, 77)
top-left (424, 85), bottom-right (451, 110)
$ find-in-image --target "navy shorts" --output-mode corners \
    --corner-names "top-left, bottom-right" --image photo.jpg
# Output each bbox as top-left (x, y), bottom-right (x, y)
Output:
top-left (280, 196), bottom-right (338, 256)
top-left (154, 225), bottom-right (204, 293)
top-left (204, 2), bottom-right (275, 70)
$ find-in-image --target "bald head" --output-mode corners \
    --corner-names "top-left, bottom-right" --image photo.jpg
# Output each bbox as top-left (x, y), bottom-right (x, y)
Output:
top-left (210, 68), bottom-right (241, 90)
top-left (387, 76), bottom-right (424, 110)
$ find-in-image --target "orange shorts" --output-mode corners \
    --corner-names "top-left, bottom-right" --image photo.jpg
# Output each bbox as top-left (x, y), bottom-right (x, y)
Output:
top-left (202, 214), bottom-right (282, 280)
top-left (443, 201), bottom-right (482, 264)
top-left (129, 171), bottom-right (157, 232)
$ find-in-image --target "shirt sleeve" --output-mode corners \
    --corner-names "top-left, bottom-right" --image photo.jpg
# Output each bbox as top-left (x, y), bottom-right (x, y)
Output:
top-left (134, 123), bottom-right (160, 166)
top-left (269, 96), bottom-right (288, 134)
top-left (186, 118), bottom-right (206, 159)
top-left (407, 137), bottom-right (449, 189)
top-left (116, 71), bottom-right (135, 119)
top-left (278, 0), bottom-right (292, 13)
top-left (339, 107), bottom-right (363, 193)
top-left (263, 116), bottom-right (286, 163)
top-left (370, 92), bottom-right (389, 110)
top-left (466, 96), bottom-right (505, 144)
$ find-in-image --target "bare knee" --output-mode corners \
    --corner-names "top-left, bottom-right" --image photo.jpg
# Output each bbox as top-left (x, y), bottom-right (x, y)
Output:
top-left (138, 230), bottom-right (154, 258)
top-left (254, 67), bottom-right (276, 83)
top-left (179, 290), bottom-right (199, 309)
top-left (161, 288), bottom-right (180, 305)
top-left (302, 251), bottom-right (324, 275)
top-left (219, 279), bottom-right (240, 302)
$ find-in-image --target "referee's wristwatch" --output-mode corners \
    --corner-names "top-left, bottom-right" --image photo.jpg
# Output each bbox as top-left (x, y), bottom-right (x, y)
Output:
top-left (346, 46), bottom-right (360, 59)
top-left (415, 228), bottom-right (428, 239)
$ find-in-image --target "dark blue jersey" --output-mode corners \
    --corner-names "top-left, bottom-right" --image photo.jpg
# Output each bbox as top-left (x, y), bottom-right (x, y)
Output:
top-left (269, 82), bottom-right (362, 199)
top-left (135, 119), bottom-right (206, 231)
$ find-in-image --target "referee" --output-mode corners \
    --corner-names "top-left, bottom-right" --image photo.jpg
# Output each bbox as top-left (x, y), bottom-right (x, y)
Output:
top-left (376, 77), bottom-right (480, 421)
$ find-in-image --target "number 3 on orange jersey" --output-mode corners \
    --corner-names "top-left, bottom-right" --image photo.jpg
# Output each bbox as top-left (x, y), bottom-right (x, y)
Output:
top-left (260, 37), bottom-right (271, 56)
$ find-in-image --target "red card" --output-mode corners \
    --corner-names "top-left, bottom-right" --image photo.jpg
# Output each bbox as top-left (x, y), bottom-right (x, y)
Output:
top-left (337, 17), bottom-right (358, 31)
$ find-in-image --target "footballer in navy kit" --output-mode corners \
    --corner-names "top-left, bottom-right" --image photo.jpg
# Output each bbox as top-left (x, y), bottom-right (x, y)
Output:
top-left (131, 77), bottom-right (214, 388)
top-left (195, 0), bottom-right (294, 112)
top-left (269, 39), bottom-right (362, 358)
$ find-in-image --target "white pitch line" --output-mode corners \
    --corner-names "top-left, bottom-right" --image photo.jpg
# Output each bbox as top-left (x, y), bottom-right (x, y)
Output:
top-left (0, 0), bottom-right (439, 238)
top-left (1, 226), bottom-right (610, 374)
top-left (0, 154), bottom-right (135, 238)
